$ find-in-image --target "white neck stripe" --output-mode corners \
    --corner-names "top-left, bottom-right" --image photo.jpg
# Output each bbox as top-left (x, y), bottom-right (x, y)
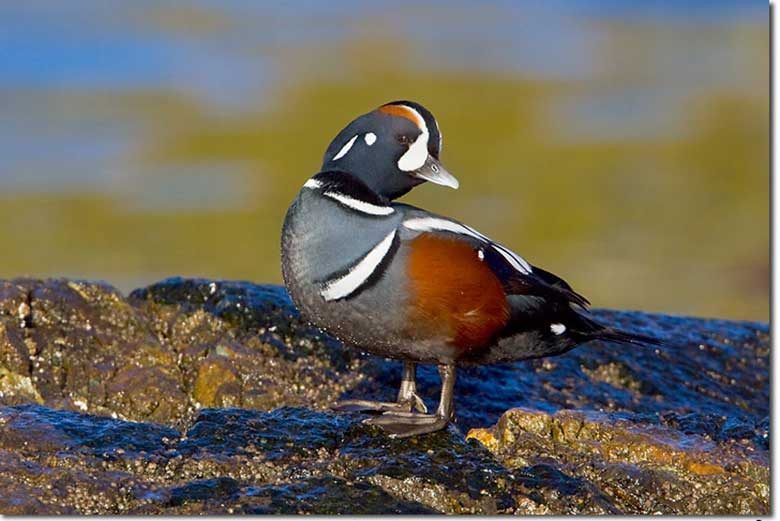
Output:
top-left (332, 134), bottom-right (358, 161)
top-left (402, 217), bottom-right (532, 274)
top-left (323, 191), bottom-right (394, 216)
top-left (397, 105), bottom-right (429, 172)
top-left (303, 178), bottom-right (322, 189)
top-left (320, 229), bottom-right (397, 301)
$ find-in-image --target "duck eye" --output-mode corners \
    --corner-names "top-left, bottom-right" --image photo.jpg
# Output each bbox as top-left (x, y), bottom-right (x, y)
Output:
top-left (396, 135), bottom-right (411, 145)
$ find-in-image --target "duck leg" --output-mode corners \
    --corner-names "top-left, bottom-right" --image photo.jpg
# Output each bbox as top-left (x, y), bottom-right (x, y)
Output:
top-left (364, 363), bottom-right (455, 438)
top-left (333, 361), bottom-right (428, 413)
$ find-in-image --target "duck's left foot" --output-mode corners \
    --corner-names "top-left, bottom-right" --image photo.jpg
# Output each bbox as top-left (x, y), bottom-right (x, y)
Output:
top-left (363, 411), bottom-right (449, 438)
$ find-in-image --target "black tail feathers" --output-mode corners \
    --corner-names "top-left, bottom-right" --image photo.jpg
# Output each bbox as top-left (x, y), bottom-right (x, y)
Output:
top-left (594, 327), bottom-right (663, 347)
top-left (568, 310), bottom-right (663, 347)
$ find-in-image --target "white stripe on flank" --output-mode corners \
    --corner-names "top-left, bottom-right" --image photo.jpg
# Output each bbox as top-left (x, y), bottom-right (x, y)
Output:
top-left (397, 106), bottom-right (429, 172)
top-left (323, 191), bottom-right (394, 216)
top-left (303, 178), bottom-right (322, 189)
top-left (320, 230), bottom-right (397, 301)
top-left (402, 217), bottom-right (532, 274)
top-left (332, 134), bottom-right (358, 161)
top-left (550, 323), bottom-right (566, 335)
top-left (403, 217), bottom-right (476, 237)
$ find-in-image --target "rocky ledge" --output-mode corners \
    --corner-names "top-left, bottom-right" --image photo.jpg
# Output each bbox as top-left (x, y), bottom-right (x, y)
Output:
top-left (0, 277), bottom-right (769, 514)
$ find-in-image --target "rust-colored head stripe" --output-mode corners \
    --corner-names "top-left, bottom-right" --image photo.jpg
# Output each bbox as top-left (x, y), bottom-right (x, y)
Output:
top-left (378, 104), bottom-right (423, 129)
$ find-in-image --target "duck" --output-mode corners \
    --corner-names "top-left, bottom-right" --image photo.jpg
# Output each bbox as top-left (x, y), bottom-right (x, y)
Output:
top-left (281, 100), bottom-right (657, 437)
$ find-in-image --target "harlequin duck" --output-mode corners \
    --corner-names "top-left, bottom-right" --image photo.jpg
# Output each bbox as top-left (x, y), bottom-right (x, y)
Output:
top-left (281, 100), bottom-right (657, 438)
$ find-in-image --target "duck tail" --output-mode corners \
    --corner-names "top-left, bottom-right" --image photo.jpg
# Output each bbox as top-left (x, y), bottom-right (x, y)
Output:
top-left (593, 327), bottom-right (663, 347)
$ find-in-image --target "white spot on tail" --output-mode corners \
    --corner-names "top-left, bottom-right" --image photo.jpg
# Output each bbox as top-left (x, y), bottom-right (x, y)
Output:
top-left (321, 230), bottom-right (397, 301)
top-left (364, 132), bottom-right (377, 146)
top-left (550, 323), bottom-right (566, 335)
top-left (332, 134), bottom-right (358, 161)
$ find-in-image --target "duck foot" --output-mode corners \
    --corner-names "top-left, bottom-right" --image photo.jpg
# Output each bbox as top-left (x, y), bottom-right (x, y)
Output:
top-left (364, 411), bottom-right (449, 438)
top-left (332, 399), bottom-right (414, 414)
top-left (332, 361), bottom-right (428, 414)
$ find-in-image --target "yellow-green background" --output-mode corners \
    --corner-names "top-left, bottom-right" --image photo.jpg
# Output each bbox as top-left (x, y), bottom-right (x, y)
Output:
top-left (0, 1), bottom-right (768, 320)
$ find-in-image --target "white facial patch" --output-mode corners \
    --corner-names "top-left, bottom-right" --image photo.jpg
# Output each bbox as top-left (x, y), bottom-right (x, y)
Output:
top-left (550, 323), bottom-right (566, 335)
top-left (303, 178), bottom-right (322, 189)
top-left (364, 132), bottom-right (377, 146)
top-left (323, 191), bottom-right (394, 216)
top-left (332, 134), bottom-right (358, 161)
top-left (403, 217), bottom-right (532, 275)
top-left (396, 106), bottom-right (430, 172)
top-left (320, 229), bottom-right (397, 301)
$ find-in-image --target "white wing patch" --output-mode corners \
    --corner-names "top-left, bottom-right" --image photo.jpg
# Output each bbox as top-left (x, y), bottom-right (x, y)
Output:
top-left (320, 229), bottom-right (397, 301)
top-left (323, 191), bottom-right (394, 216)
top-left (550, 323), bottom-right (566, 335)
top-left (332, 134), bottom-right (358, 161)
top-left (397, 105), bottom-right (429, 172)
top-left (402, 217), bottom-right (532, 274)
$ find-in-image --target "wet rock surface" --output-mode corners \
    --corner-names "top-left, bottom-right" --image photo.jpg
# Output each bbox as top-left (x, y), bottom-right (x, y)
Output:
top-left (0, 277), bottom-right (769, 514)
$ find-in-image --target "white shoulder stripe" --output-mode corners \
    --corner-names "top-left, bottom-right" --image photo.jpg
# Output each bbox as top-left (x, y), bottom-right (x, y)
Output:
top-left (323, 191), bottom-right (394, 216)
top-left (320, 229), bottom-right (397, 301)
top-left (332, 134), bottom-right (358, 161)
top-left (402, 217), bottom-right (532, 274)
top-left (303, 178), bottom-right (322, 189)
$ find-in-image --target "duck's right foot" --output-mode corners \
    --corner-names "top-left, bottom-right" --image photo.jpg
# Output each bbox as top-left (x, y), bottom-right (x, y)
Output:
top-left (332, 399), bottom-right (412, 414)
top-left (332, 392), bottom-right (428, 414)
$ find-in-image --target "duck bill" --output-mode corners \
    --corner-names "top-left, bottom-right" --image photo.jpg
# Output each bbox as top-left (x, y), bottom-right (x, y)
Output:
top-left (412, 155), bottom-right (459, 189)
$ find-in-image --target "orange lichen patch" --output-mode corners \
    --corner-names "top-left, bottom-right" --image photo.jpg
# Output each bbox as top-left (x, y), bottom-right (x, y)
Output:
top-left (466, 427), bottom-right (499, 452)
top-left (378, 103), bottom-right (422, 128)
top-left (686, 461), bottom-right (725, 475)
top-left (406, 234), bottom-right (510, 352)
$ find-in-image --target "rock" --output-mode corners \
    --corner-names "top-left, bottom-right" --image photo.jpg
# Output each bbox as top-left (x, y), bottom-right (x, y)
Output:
top-left (466, 408), bottom-right (769, 515)
top-left (0, 278), bottom-right (361, 429)
top-left (0, 404), bottom-right (516, 514)
top-left (0, 277), bottom-right (769, 514)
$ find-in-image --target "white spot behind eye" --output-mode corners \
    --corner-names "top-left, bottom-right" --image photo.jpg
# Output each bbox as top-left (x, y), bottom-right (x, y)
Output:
top-left (364, 132), bottom-right (377, 146)
top-left (332, 134), bottom-right (358, 161)
top-left (550, 323), bottom-right (566, 335)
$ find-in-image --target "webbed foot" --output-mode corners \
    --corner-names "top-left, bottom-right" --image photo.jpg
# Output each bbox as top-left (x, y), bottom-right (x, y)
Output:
top-left (364, 411), bottom-right (449, 438)
top-left (332, 391), bottom-right (428, 414)
top-left (332, 399), bottom-right (412, 414)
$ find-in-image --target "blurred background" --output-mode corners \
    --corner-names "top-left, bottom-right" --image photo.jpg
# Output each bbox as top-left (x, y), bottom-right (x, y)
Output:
top-left (0, 1), bottom-right (768, 320)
